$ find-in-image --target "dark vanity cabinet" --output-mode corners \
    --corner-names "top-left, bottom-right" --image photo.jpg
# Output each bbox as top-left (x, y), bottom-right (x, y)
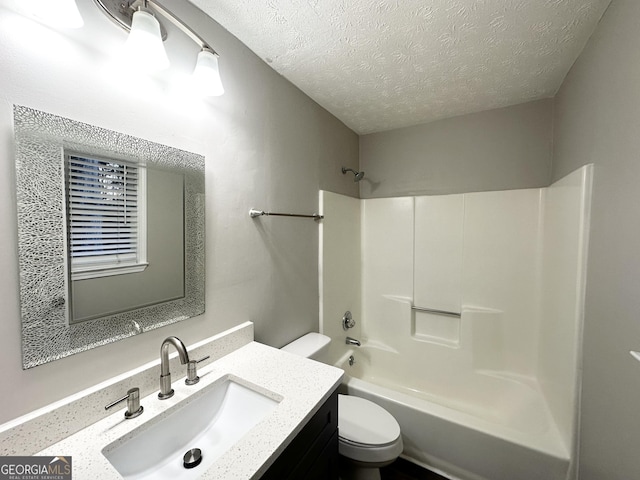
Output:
top-left (261, 388), bottom-right (339, 480)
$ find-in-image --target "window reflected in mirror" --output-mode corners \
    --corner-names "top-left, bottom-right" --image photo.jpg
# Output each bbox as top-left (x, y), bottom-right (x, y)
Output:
top-left (64, 152), bottom-right (187, 325)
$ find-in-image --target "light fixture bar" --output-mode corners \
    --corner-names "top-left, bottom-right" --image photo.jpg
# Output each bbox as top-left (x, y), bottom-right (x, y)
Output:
top-left (93, 0), bottom-right (167, 39)
top-left (141, 0), bottom-right (224, 95)
top-left (144, 0), bottom-right (218, 54)
top-left (95, 0), bottom-right (217, 54)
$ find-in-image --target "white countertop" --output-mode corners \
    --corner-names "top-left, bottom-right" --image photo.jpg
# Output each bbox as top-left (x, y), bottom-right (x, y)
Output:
top-left (38, 341), bottom-right (343, 479)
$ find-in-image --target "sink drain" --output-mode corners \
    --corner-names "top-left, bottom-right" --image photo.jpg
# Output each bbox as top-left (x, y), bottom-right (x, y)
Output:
top-left (183, 448), bottom-right (202, 469)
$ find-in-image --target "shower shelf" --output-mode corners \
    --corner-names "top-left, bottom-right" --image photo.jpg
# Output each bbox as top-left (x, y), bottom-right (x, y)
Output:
top-left (411, 306), bottom-right (461, 318)
top-left (249, 209), bottom-right (324, 221)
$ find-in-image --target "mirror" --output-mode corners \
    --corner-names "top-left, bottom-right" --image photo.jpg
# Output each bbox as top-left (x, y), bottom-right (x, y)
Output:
top-left (14, 105), bottom-right (205, 369)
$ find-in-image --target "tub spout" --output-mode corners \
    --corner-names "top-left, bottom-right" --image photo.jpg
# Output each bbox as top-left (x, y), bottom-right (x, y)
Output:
top-left (346, 336), bottom-right (361, 347)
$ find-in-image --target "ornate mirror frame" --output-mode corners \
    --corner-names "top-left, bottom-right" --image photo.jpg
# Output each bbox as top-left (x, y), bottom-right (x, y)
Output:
top-left (14, 105), bottom-right (205, 369)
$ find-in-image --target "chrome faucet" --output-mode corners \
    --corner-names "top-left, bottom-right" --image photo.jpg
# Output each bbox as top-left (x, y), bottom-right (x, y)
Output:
top-left (346, 336), bottom-right (361, 347)
top-left (158, 336), bottom-right (190, 400)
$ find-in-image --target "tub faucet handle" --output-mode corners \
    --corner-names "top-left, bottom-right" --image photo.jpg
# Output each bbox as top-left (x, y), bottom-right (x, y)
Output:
top-left (342, 311), bottom-right (356, 330)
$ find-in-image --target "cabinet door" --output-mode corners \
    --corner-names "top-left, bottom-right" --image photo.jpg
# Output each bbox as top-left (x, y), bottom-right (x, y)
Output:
top-left (298, 431), bottom-right (339, 480)
top-left (261, 389), bottom-right (338, 480)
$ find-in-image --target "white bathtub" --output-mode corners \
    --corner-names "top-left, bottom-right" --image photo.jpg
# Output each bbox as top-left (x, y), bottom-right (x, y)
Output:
top-left (336, 345), bottom-right (570, 480)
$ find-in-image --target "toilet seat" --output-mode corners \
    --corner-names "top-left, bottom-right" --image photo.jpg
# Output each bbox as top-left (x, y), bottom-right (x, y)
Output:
top-left (338, 394), bottom-right (403, 464)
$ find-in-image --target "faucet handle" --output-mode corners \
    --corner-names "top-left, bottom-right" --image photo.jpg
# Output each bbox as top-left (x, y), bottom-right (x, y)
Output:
top-left (105, 387), bottom-right (144, 419)
top-left (342, 311), bottom-right (356, 330)
top-left (185, 356), bottom-right (210, 386)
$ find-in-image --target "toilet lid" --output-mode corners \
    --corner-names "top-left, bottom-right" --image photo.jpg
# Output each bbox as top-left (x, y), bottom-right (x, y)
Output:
top-left (338, 394), bottom-right (401, 446)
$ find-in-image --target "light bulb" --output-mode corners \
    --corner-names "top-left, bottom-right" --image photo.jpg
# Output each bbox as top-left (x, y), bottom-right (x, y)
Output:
top-left (192, 49), bottom-right (224, 97)
top-left (123, 10), bottom-right (169, 73)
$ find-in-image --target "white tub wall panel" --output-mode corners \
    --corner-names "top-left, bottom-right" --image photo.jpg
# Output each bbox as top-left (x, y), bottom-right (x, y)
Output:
top-left (366, 313), bottom-right (484, 403)
top-left (538, 165), bottom-right (593, 452)
top-left (412, 310), bottom-right (461, 346)
top-left (461, 189), bottom-right (543, 377)
top-left (375, 297), bottom-right (473, 397)
top-left (414, 194), bottom-right (464, 314)
top-left (361, 197), bottom-right (414, 341)
top-left (362, 269), bottom-right (469, 389)
top-left (361, 200), bottom-right (458, 379)
top-left (360, 198), bottom-right (468, 389)
top-left (352, 346), bottom-right (407, 391)
top-left (368, 297), bottom-right (486, 399)
top-left (462, 307), bottom-right (507, 373)
top-left (319, 191), bottom-right (362, 364)
top-left (376, 295), bottom-right (415, 351)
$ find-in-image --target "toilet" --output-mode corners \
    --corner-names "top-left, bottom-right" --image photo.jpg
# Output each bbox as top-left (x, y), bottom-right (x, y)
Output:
top-left (282, 333), bottom-right (403, 480)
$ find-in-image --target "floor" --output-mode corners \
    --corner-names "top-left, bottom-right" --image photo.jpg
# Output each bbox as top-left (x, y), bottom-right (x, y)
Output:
top-left (380, 458), bottom-right (449, 480)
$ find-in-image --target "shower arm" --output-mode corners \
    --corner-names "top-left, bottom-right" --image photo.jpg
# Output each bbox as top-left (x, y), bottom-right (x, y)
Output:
top-left (341, 167), bottom-right (364, 181)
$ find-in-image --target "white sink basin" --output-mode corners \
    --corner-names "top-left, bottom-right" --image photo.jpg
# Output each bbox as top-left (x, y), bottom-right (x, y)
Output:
top-left (102, 375), bottom-right (280, 479)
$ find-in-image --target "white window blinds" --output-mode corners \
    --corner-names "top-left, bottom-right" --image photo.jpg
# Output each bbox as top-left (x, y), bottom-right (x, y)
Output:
top-left (66, 153), bottom-right (147, 279)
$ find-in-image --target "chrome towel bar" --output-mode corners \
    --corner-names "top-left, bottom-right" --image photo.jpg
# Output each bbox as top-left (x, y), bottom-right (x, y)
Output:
top-left (249, 209), bottom-right (324, 220)
top-left (411, 306), bottom-right (461, 318)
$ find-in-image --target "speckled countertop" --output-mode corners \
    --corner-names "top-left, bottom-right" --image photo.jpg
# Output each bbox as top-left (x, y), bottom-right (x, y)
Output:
top-left (38, 341), bottom-right (343, 479)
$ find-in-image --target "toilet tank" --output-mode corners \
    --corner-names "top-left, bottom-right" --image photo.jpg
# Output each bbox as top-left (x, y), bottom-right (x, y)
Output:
top-left (281, 333), bottom-right (331, 361)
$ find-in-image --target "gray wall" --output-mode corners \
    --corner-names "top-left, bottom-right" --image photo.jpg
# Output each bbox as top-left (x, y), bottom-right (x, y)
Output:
top-left (552, 1), bottom-right (640, 479)
top-left (0, 0), bottom-right (358, 423)
top-left (359, 99), bottom-right (553, 198)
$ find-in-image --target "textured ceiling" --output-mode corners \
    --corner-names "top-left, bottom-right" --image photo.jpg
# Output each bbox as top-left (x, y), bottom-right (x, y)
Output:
top-left (189, 0), bottom-right (611, 134)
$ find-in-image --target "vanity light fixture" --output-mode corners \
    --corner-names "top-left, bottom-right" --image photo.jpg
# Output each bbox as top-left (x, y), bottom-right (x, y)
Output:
top-left (94, 0), bottom-right (224, 95)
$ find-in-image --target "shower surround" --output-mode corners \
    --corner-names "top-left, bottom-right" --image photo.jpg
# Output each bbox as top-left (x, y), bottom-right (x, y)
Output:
top-left (319, 165), bottom-right (592, 480)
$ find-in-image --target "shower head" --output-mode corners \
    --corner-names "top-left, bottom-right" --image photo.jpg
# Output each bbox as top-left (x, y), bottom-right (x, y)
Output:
top-left (342, 167), bottom-right (365, 182)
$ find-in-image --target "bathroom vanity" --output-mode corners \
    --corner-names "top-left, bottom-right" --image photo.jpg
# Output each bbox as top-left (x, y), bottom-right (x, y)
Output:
top-left (0, 322), bottom-right (343, 479)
